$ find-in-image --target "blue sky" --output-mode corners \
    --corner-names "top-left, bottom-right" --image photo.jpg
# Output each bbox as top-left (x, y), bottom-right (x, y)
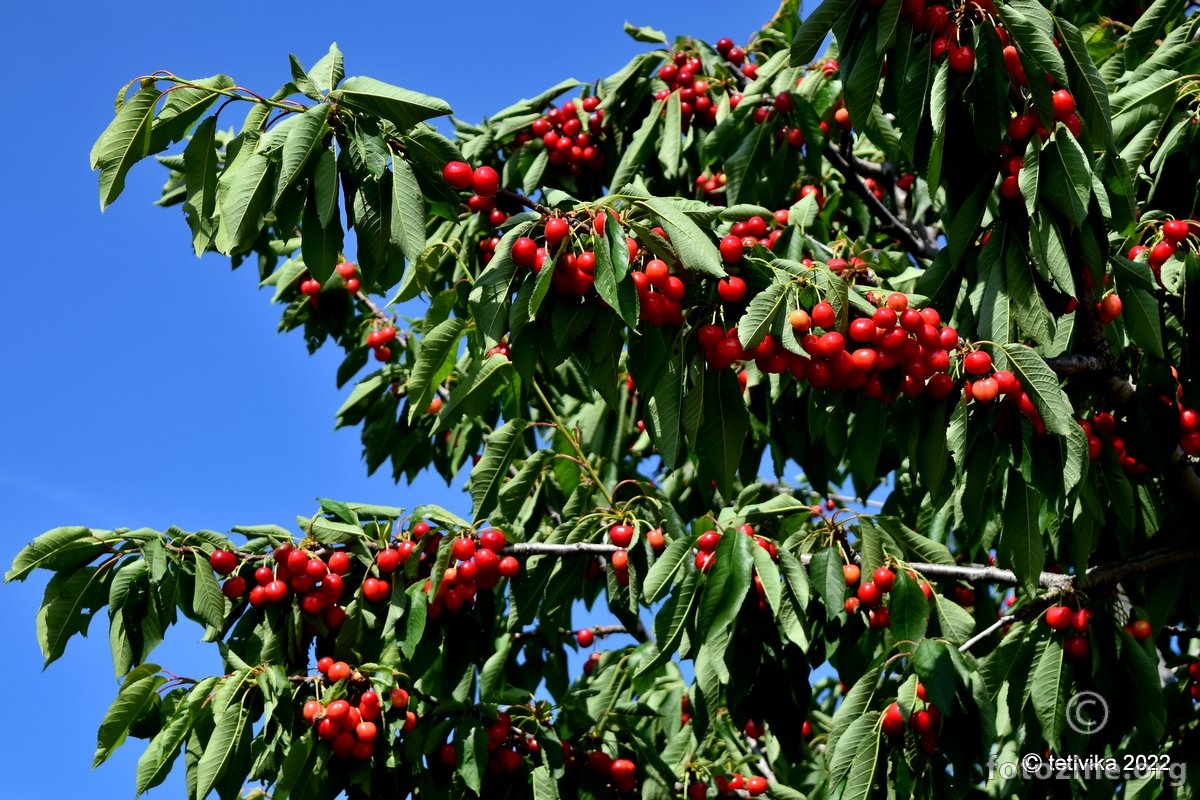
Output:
top-left (4, 1), bottom-right (781, 797)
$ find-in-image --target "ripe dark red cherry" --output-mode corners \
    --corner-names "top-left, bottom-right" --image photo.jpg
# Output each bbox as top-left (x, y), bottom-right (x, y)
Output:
top-left (948, 44), bottom-right (975, 74)
top-left (1045, 605), bottom-right (1072, 630)
top-left (544, 217), bottom-right (570, 249)
top-left (511, 236), bottom-right (538, 268)
top-left (441, 161), bottom-right (473, 190)
top-left (882, 702), bottom-right (906, 736)
top-left (577, 628), bottom-right (595, 647)
top-left (857, 581), bottom-right (882, 608)
top-left (498, 556), bottom-right (520, 577)
top-left (328, 551), bottom-right (351, 575)
top-left (362, 577), bottom-right (390, 603)
top-left (221, 575), bottom-right (246, 599)
top-left (1163, 219), bottom-right (1190, 245)
top-left (1051, 89), bottom-right (1076, 121)
top-left (471, 166), bottom-right (500, 197)
top-left (872, 567), bottom-right (895, 592)
top-left (717, 276), bottom-right (747, 302)
top-left (609, 524), bottom-right (634, 548)
top-left (376, 548), bottom-right (401, 574)
top-left (720, 234), bottom-right (745, 263)
top-left (209, 549), bottom-right (237, 575)
top-left (479, 529), bottom-right (507, 553)
top-left (811, 300), bottom-right (836, 329)
top-left (964, 350), bottom-right (992, 375)
top-left (451, 537), bottom-right (477, 561)
top-left (746, 776), bottom-right (768, 796)
top-left (264, 579), bottom-right (289, 604)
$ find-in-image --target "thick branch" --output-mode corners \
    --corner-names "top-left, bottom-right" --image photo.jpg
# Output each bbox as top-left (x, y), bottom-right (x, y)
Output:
top-left (1079, 548), bottom-right (1200, 592)
top-left (822, 141), bottom-right (939, 262)
top-left (503, 542), bottom-right (618, 556)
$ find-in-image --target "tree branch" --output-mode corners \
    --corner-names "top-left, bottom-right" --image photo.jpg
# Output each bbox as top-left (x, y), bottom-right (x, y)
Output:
top-left (822, 141), bottom-right (939, 262)
top-left (503, 542), bottom-right (618, 556)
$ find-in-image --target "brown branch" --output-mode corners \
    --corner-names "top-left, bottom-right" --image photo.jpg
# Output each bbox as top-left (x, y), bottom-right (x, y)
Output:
top-left (822, 141), bottom-right (939, 262)
top-left (497, 188), bottom-right (551, 216)
top-left (1079, 548), bottom-right (1200, 592)
top-left (503, 542), bottom-right (619, 556)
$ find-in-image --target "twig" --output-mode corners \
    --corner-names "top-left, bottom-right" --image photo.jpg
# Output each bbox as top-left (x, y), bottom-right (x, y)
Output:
top-left (959, 614), bottom-right (1015, 653)
top-left (503, 542), bottom-right (618, 556)
top-left (822, 141), bottom-right (939, 261)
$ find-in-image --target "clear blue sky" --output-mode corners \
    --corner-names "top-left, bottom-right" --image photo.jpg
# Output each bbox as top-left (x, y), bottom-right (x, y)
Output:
top-left (4, 1), bottom-right (780, 797)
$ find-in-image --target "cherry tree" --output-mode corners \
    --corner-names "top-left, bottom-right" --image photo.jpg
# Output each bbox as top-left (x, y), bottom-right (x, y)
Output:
top-left (10, 0), bottom-right (1200, 797)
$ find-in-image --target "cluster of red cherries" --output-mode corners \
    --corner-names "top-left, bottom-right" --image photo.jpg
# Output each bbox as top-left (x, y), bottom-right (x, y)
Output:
top-left (687, 773), bottom-right (769, 798)
top-left (434, 709), bottom-right (543, 777)
top-left (1129, 217), bottom-right (1198, 287)
top-left (302, 659), bottom-right (416, 760)
top-left (514, 95), bottom-right (607, 178)
top-left (405, 525), bottom-right (521, 619)
top-left (441, 160), bottom-right (505, 230)
top-left (209, 542), bottom-right (351, 630)
top-left (1044, 605), bottom-right (1093, 660)
top-left (881, 682), bottom-right (942, 754)
top-left (654, 50), bottom-right (726, 131)
top-left (843, 563), bottom-right (933, 630)
top-left (298, 261), bottom-right (361, 306)
top-left (690, 523), bottom-right (779, 575)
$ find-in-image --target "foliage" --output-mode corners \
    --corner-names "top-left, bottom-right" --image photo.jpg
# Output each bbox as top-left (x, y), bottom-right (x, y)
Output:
top-left (10, 1), bottom-right (1200, 797)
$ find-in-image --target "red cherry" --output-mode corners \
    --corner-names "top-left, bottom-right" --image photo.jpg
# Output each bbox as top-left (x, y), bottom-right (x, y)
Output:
top-left (964, 350), bottom-right (992, 375)
top-left (511, 237), bottom-right (538, 267)
top-left (644, 259), bottom-right (670, 288)
top-left (221, 575), bottom-right (246, 599)
top-left (1064, 633), bottom-right (1091, 660)
top-left (1051, 89), bottom-right (1076, 121)
top-left (1071, 608), bottom-right (1093, 631)
top-left (544, 217), bottom-right (570, 249)
top-left (609, 524), bottom-right (634, 548)
top-left (812, 300), bottom-right (836, 329)
top-left (451, 537), bottom-right (477, 561)
top-left (209, 549), bottom-right (238, 575)
top-left (972, 378), bottom-right (1000, 403)
top-left (1045, 606), bottom-right (1072, 630)
top-left (498, 556), bottom-right (520, 577)
top-left (362, 577), bottom-right (391, 603)
top-left (576, 628), bottom-right (595, 647)
top-left (948, 44), bottom-right (975, 74)
top-left (1128, 620), bottom-right (1152, 640)
top-left (717, 275), bottom-right (747, 303)
top-left (1163, 219), bottom-right (1190, 245)
top-left (375, 548), bottom-right (401, 574)
top-left (479, 529), bottom-right (507, 553)
top-left (471, 166), bottom-right (500, 197)
top-left (328, 551), bottom-right (351, 575)
top-left (327, 661), bottom-right (352, 682)
top-left (697, 323), bottom-right (726, 350)
top-left (1099, 293), bottom-right (1123, 321)
top-left (442, 161), bottom-right (473, 190)
top-left (857, 581), bottom-right (882, 608)
top-left (746, 776), bottom-right (768, 796)
top-left (882, 702), bottom-right (906, 736)
top-left (872, 567), bottom-right (895, 592)
top-left (719, 235), bottom-right (744, 264)
top-left (264, 579), bottom-right (289, 604)
top-left (390, 688), bottom-right (410, 709)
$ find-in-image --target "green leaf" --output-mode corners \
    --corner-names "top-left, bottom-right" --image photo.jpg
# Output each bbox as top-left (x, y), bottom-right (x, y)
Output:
top-left (332, 77), bottom-right (452, 131)
top-left (532, 765), bottom-right (561, 800)
top-left (1123, 0), bottom-right (1184, 63)
top-left (469, 220), bottom-right (537, 347)
top-left (791, 0), bottom-right (857, 65)
top-left (94, 664), bottom-right (166, 767)
top-left (623, 21), bottom-right (667, 42)
top-left (433, 355), bottom-right (513, 434)
top-left (611, 99), bottom-right (664, 190)
top-left (135, 707), bottom-right (194, 795)
top-left (932, 591), bottom-right (976, 645)
top-left (696, 369), bottom-right (750, 497)
top-left (215, 139), bottom-right (275, 255)
top-left (876, 517), bottom-right (953, 565)
top-left (887, 570), bottom-right (929, 646)
top-left (37, 565), bottom-right (113, 669)
top-left (807, 546), bottom-right (845, 621)
top-left (644, 537), bottom-right (692, 604)
top-left (659, 91), bottom-right (682, 180)
top-left (190, 552), bottom-right (226, 631)
top-left (1054, 18), bottom-right (1116, 153)
top-left (828, 712), bottom-right (877, 788)
top-left (390, 153), bottom-right (427, 263)
top-left (7, 526), bottom-right (110, 582)
top-left (1001, 470), bottom-right (1044, 595)
top-left (737, 280), bottom-right (789, 350)
top-left (751, 545), bottom-right (783, 616)
top-left (271, 732), bottom-right (314, 800)
top-left (843, 724), bottom-right (881, 800)
top-left (1043, 130), bottom-right (1092, 226)
top-left (926, 61), bottom-right (949, 192)
top-left (407, 318), bottom-right (468, 423)
top-left (195, 702), bottom-right (248, 800)
top-left (149, 76), bottom-right (233, 153)
top-left (997, 0), bottom-right (1068, 87)
top-left (698, 528), bottom-right (754, 639)
top-left (93, 85), bottom-right (161, 209)
top-left (274, 104), bottom-right (331, 203)
top-left (182, 115), bottom-right (220, 256)
top-left (997, 343), bottom-right (1076, 437)
top-left (459, 724), bottom-right (489, 794)
top-left (308, 44), bottom-right (345, 93)
top-left (828, 660), bottom-right (882, 763)
top-left (1030, 637), bottom-right (1065, 747)
top-left (1119, 631), bottom-right (1166, 740)
top-left (470, 419), bottom-right (527, 522)
top-left (301, 190), bottom-right (344, 283)
top-left (913, 639), bottom-right (957, 712)
top-left (639, 197), bottom-right (725, 278)
top-left (1116, 281), bottom-right (1163, 359)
